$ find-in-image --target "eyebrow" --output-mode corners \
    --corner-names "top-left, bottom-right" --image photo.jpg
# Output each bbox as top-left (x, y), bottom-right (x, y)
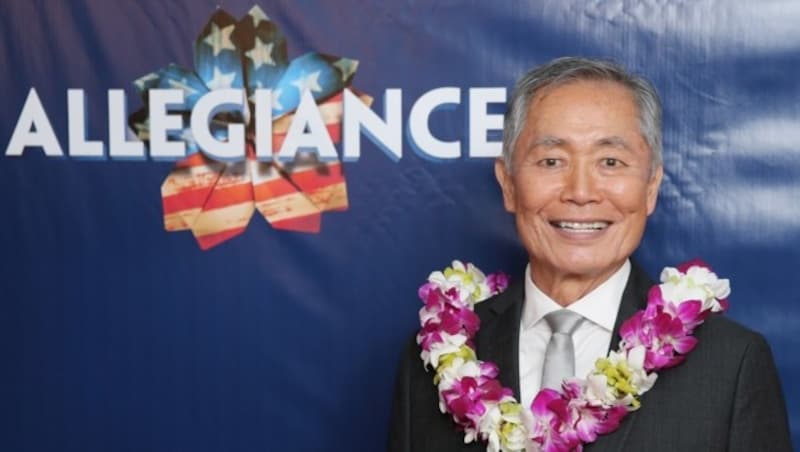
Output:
top-left (595, 136), bottom-right (633, 152)
top-left (531, 135), bottom-right (634, 152)
top-left (532, 136), bottom-right (566, 148)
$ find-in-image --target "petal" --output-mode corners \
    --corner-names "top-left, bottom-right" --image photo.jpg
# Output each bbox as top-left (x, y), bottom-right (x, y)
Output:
top-left (673, 335), bottom-right (699, 354)
top-left (531, 389), bottom-right (561, 417)
top-left (627, 345), bottom-right (647, 369)
top-left (677, 258), bottom-right (711, 273)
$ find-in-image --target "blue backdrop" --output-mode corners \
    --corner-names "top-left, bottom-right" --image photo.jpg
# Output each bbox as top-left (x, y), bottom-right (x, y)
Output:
top-left (1, 0), bottom-right (798, 450)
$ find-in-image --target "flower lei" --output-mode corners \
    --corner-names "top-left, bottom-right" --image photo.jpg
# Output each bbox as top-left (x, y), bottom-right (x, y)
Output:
top-left (416, 259), bottom-right (730, 452)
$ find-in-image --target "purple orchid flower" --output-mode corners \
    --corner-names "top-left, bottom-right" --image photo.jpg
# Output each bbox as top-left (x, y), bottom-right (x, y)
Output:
top-left (530, 389), bottom-right (582, 452)
top-left (487, 272), bottom-right (511, 295)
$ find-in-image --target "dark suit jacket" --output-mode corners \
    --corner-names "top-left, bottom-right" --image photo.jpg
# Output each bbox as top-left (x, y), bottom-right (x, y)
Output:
top-left (388, 263), bottom-right (793, 451)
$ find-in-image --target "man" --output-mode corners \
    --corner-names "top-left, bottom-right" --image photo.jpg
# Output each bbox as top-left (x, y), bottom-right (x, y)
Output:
top-left (388, 57), bottom-right (792, 451)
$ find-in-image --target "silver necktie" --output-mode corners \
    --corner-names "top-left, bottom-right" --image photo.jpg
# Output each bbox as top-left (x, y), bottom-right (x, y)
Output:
top-left (540, 309), bottom-right (584, 390)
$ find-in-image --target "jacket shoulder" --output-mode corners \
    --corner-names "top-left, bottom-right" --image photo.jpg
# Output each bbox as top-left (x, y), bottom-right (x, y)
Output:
top-left (694, 313), bottom-right (769, 354)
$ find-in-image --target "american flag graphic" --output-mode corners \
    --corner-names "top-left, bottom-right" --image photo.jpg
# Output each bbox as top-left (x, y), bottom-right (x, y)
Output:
top-left (129, 5), bottom-right (372, 250)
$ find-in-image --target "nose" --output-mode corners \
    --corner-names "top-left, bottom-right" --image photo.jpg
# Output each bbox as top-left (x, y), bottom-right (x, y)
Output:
top-left (560, 162), bottom-right (601, 205)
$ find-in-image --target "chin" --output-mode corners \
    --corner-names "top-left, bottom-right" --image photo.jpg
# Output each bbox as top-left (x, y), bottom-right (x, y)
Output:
top-left (553, 255), bottom-right (620, 278)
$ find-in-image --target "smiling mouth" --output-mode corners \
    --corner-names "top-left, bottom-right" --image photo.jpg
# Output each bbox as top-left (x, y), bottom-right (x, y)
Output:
top-left (550, 221), bottom-right (611, 232)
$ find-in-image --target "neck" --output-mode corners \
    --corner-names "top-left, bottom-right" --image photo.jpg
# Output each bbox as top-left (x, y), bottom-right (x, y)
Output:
top-left (529, 261), bottom-right (626, 306)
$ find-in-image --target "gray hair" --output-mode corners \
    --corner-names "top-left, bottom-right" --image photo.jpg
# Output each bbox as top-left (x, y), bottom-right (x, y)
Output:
top-left (502, 57), bottom-right (662, 173)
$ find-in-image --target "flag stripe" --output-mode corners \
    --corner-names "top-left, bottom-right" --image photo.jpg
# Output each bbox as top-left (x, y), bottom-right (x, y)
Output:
top-left (191, 201), bottom-right (254, 237)
top-left (309, 182), bottom-right (348, 212)
top-left (201, 183), bottom-right (254, 210)
top-left (164, 209), bottom-right (200, 231)
top-left (163, 190), bottom-right (213, 215)
top-left (196, 227), bottom-right (248, 250)
top-left (161, 163), bottom-right (223, 197)
top-left (271, 213), bottom-right (322, 233)
top-left (254, 191), bottom-right (321, 228)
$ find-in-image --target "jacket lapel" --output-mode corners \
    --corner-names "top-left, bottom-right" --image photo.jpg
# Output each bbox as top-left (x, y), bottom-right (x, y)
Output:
top-left (589, 261), bottom-right (653, 452)
top-left (476, 279), bottom-right (524, 399)
top-left (608, 261), bottom-right (652, 353)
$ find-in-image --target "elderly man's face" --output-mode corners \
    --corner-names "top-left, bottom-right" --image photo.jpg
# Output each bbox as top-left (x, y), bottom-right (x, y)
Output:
top-left (495, 80), bottom-right (662, 282)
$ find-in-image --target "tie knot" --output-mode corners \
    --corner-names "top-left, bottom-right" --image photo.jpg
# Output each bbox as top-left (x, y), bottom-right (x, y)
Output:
top-left (544, 309), bottom-right (583, 335)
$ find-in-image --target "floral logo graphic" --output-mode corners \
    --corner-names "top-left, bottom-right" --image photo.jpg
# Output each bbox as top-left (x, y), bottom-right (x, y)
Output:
top-left (129, 5), bottom-right (371, 250)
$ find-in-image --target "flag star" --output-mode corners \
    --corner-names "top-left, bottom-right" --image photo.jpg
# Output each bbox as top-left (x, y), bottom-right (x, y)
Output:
top-left (167, 77), bottom-right (200, 96)
top-left (246, 37), bottom-right (275, 70)
top-left (206, 66), bottom-right (236, 90)
top-left (291, 71), bottom-right (323, 95)
top-left (247, 83), bottom-right (283, 111)
top-left (249, 5), bottom-right (270, 28)
top-left (333, 59), bottom-right (359, 82)
top-left (203, 23), bottom-right (236, 57)
top-left (134, 73), bottom-right (159, 90)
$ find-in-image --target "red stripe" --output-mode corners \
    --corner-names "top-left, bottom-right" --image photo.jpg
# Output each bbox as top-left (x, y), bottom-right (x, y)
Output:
top-left (271, 213), bottom-right (321, 233)
top-left (325, 92), bottom-right (343, 103)
top-left (196, 227), bottom-right (247, 250)
top-left (253, 175), bottom-right (300, 200)
top-left (202, 183), bottom-right (254, 210)
top-left (327, 123), bottom-right (342, 143)
top-left (271, 134), bottom-right (286, 156)
top-left (163, 188), bottom-right (211, 215)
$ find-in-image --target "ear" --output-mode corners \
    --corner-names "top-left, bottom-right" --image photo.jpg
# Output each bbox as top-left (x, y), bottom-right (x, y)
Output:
top-left (645, 164), bottom-right (663, 215)
top-left (494, 158), bottom-right (516, 213)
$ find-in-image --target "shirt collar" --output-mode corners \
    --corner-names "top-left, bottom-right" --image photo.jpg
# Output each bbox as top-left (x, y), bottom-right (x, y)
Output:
top-left (521, 260), bottom-right (630, 331)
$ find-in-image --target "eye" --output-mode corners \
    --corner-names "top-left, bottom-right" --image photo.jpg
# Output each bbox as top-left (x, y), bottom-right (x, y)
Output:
top-left (602, 157), bottom-right (626, 167)
top-left (538, 158), bottom-right (561, 168)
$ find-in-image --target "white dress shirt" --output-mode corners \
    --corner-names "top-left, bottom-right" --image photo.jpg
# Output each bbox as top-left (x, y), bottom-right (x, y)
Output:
top-left (518, 260), bottom-right (630, 409)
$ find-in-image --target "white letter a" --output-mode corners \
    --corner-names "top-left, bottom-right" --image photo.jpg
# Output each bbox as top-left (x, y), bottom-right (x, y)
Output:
top-left (5, 88), bottom-right (65, 157)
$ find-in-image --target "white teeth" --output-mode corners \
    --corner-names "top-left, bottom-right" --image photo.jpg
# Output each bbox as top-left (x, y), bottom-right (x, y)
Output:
top-left (554, 221), bottom-right (609, 231)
